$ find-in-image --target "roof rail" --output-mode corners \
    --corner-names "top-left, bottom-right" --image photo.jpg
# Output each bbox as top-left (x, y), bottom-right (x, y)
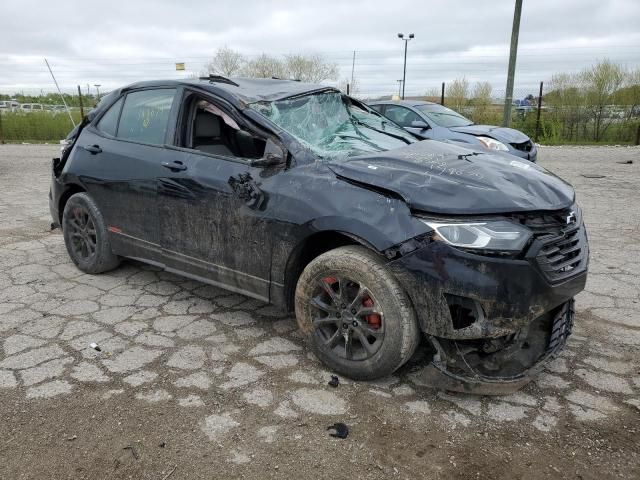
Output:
top-left (199, 75), bottom-right (239, 87)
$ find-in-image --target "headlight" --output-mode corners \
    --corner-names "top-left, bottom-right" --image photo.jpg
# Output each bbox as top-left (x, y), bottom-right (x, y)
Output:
top-left (421, 220), bottom-right (531, 252)
top-left (477, 136), bottom-right (509, 151)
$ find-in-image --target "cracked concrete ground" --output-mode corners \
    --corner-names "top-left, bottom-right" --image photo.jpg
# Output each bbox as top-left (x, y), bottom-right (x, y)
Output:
top-left (0, 144), bottom-right (638, 479)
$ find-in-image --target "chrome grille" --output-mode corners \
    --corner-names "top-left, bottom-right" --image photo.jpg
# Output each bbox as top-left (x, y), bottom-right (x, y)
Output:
top-left (535, 223), bottom-right (583, 281)
top-left (512, 206), bottom-right (588, 282)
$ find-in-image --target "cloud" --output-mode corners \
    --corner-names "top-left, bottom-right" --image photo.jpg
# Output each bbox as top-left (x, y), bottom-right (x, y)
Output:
top-left (0, 0), bottom-right (638, 96)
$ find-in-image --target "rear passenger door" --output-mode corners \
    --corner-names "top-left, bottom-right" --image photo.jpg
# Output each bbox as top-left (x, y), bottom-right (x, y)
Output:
top-left (76, 88), bottom-right (180, 261)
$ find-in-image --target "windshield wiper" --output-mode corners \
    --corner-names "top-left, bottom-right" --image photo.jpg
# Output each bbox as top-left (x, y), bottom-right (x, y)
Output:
top-left (351, 118), bottom-right (412, 144)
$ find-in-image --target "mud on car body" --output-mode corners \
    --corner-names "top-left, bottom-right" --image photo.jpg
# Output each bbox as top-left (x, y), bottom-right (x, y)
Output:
top-left (49, 76), bottom-right (588, 393)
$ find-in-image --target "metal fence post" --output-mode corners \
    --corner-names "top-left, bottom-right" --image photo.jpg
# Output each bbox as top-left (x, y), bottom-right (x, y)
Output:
top-left (535, 81), bottom-right (543, 143)
top-left (441, 82), bottom-right (445, 106)
top-left (77, 85), bottom-right (85, 118)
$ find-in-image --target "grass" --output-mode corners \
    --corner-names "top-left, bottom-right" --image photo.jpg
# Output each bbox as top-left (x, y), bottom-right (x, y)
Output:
top-left (0, 112), bottom-right (81, 143)
top-left (0, 109), bottom-right (637, 146)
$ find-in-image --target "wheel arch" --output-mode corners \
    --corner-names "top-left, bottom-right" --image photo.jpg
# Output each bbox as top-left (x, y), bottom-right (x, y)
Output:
top-left (281, 229), bottom-right (380, 312)
top-left (58, 183), bottom-right (87, 224)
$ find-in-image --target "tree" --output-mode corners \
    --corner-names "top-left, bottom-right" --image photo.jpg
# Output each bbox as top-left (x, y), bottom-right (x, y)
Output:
top-left (582, 59), bottom-right (625, 141)
top-left (423, 87), bottom-right (440, 102)
top-left (470, 81), bottom-right (492, 124)
top-left (206, 46), bottom-right (246, 76)
top-left (284, 54), bottom-right (338, 83)
top-left (546, 72), bottom-right (587, 141)
top-left (241, 53), bottom-right (286, 79)
top-left (447, 77), bottom-right (469, 112)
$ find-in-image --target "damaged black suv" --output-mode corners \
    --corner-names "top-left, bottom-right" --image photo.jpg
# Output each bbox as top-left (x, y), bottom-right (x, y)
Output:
top-left (49, 76), bottom-right (588, 393)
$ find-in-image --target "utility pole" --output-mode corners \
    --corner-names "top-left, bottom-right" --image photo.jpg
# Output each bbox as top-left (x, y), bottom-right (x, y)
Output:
top-left (94, 84), bottom-right (101, 100)
top-left (350, 50), bottom-right (356, 88)
top-left (502, 0), bottom-right (523, 127)
top-left (441, 82), bottom-right (445, 106)
top-left (398, 33), bottom-right (414, 100)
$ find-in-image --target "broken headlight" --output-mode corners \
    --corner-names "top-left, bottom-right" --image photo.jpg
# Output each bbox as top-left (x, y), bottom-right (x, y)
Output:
top-left (421, 220), bottom-right (531, 252)
top-left (477, 136), bottom-right (509, 151)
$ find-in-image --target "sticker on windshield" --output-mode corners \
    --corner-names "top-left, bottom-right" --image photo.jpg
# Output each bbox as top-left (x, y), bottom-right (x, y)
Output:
top-left (509, 160), bottom-right (530, 170)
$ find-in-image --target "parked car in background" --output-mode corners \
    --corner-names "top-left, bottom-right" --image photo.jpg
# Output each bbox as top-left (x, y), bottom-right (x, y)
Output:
top-left (50, 77), bottom-right (587, 391)
top-left (369, 100), bottom-right (538, 162)
top-left (20, 103), bottom-right (44, 112)
top-left (0, 100), bottom-right (19, 112)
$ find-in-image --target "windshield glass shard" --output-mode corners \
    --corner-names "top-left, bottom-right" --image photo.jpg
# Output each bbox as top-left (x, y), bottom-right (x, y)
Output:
top-left (250, 92), bottom-right (416, 159)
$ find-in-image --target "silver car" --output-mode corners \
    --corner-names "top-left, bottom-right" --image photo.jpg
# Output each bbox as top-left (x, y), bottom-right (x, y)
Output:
top-left (369, 100), bottom-right (537, 162)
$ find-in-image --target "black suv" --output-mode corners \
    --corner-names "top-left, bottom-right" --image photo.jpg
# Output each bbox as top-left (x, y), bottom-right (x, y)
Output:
top-left (49, 77), bottom-right (588, 393)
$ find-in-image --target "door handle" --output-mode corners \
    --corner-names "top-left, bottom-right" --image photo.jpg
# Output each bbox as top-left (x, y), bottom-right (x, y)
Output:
top-left (162, 161), bottom-right (187, 172)
top-left (84, 144), bottom-right (102, 154)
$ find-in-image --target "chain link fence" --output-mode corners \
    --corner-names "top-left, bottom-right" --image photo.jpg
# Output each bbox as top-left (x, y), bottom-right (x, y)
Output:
top-left (1, 83), bottom-right (639, 145)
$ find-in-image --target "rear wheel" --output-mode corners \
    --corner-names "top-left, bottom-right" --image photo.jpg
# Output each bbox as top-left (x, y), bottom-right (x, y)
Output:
top-left (295, 245), bottom-right (419, 380)
top-left (62, 192), bottom-right (120, 274)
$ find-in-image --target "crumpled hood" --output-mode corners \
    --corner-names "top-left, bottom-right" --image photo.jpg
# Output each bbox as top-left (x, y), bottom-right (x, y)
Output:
top-left (328, 141), bottom-right (574, 215)
top-left (449, 124), bottom-right (530, 144)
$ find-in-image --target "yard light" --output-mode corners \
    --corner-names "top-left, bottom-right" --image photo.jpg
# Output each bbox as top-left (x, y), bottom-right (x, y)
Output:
top-left (398, 33), bottom-right (414, 100)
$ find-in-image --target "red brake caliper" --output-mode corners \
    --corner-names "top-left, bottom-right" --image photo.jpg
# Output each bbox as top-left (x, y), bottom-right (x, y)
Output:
top-left (362, 296), bottom-right (381, 330)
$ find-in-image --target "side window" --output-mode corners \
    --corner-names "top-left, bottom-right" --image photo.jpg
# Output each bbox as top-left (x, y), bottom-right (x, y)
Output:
top-left (117, 89), bottom-right (176, 145)
top-left (369, 104), bottom-right (384, 113)
top-left (96, 97), bottom-right (123, 137)
top-left (189, 98), bottom-right (265, 159)
top-left (385, 105), bottom-right (421, 128)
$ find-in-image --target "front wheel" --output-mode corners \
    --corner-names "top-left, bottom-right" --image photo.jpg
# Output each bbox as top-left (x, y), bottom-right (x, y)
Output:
top-left (294, 245), bottom-right (420, 380)
top-left (62, 192), bottom-right (120, 274)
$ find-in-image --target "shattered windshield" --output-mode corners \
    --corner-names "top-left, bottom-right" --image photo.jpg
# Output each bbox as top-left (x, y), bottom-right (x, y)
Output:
top-left (250, 91), bottom-right (416, 159)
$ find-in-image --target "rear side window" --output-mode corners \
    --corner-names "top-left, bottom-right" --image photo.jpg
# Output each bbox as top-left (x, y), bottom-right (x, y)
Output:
top-left (96, 97), bottom-right (123, 137)
top-left (117, 89), bottom-right (176, 145)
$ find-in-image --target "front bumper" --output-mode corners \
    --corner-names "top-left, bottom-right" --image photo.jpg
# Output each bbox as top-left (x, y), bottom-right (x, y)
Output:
top-left (409, 300), bottom-right (574, 394)
top-left (387, 224), bottom-right (587, 393)
top-left (510, 143), bottom-right (537, 162)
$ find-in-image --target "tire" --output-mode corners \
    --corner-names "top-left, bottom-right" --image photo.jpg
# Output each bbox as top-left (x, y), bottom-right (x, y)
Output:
top-left (295, 245), bottom-right (420, 380)
top-left (62, 192), bottom-right (120, 274)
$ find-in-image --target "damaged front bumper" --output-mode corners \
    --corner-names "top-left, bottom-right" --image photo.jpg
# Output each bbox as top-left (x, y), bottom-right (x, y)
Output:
top-left (388, 228), bottom-right (587, 394)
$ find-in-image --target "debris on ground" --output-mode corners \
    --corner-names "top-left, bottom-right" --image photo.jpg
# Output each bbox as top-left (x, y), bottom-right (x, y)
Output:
top-left (89, 343), bottom-right (102, 352)
top-left (581, 174), bottom-right (606, 178)
top-left (617, 160), bottom-right (633, 164)
top-left (327, 422), bottom-right (349, 439)
top-left (123, 444), bottom-right (139, 460)
top-left (66, 435), bottom-right (77, 441)
top-left (161, 465), bottom-right (177, 480)
top-left (328, 375), bottom-right (339, 388)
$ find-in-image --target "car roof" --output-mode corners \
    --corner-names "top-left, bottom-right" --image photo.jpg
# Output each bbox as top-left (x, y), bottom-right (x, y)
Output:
top-left (368, 99), bottom-right (437, 108)
top-left (120, 77), bottom-right (337, 106)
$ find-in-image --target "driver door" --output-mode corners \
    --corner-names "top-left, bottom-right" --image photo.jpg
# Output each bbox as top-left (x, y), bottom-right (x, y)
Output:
top-left (157, 91), bottom-right (281, 301)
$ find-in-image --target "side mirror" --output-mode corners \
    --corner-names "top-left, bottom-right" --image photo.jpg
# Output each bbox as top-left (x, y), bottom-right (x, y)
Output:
top-left (410, 120), bottom-right (430, 130)
top-left (250, 138), bottom-right (286, 167)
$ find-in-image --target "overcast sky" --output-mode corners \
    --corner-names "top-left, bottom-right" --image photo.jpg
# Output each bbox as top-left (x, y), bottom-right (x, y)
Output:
top-left (1, 0), bottom-right (639, 98)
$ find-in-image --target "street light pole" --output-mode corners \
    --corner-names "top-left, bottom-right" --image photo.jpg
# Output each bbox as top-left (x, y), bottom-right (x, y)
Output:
top-left (397, 79), bottom-right (403, 97)
top-left (94, 84), bottom-right (101, 100)
top-left (398, 33), bottom-right (414, 100)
